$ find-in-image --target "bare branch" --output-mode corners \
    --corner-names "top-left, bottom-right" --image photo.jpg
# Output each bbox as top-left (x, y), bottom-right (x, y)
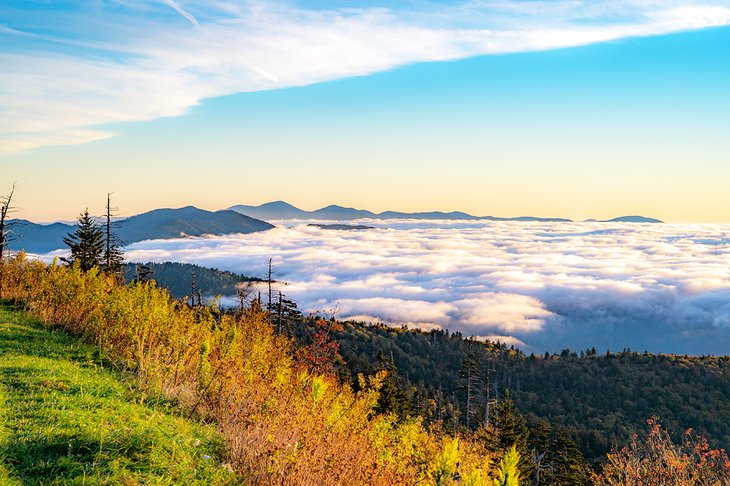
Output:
top-left (0, 182), bottom-right (18, 259)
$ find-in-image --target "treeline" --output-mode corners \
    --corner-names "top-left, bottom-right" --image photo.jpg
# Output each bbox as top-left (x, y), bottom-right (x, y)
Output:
top-left (313, 321), bottom-right (730, 462)
top-left (124, 261), bottom-right (262, 300)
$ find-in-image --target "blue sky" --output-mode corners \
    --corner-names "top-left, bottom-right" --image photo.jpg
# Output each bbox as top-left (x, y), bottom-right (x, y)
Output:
top-left (2, 1), bottom-right (730, 221)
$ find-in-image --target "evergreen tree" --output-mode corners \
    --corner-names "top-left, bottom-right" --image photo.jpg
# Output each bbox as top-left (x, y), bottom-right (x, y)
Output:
top-left (478, 393), bottom-right (534, 483)
top-left (62, 209), bottom-right (105, 271)
top-left (102, 194), bottom-right (124, 277)
top-left (373, 352), bottom-right (412, 421)
top-left (528, 420), bottom-right (589, 485)
top-left (133, 263), bottom-right (154, 284)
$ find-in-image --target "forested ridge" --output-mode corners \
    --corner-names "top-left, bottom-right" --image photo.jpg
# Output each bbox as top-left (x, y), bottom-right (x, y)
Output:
top-left (290, 321), bottom-right (730, 461)
top-left (123, 261), bottom-right (262, 300)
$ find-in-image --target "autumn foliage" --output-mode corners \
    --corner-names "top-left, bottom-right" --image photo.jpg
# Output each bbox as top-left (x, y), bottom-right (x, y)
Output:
top-left (596, 417), bottom-right (730, 485)
top-left (0, 254), bottom-right (498, 485)
top-left (4, 253), bottom-right (729, 485)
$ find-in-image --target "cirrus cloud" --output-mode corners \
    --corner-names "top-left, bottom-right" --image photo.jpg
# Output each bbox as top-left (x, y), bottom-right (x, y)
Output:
top-left (2, 0), bottom-right (730, 153)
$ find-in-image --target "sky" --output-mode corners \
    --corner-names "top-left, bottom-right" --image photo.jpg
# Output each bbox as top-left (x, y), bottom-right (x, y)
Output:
top-left (2, 1), bottom-right (730, 222)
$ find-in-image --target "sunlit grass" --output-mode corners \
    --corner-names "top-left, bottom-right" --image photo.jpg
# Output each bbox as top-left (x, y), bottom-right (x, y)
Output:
top-left (0, 303), bottom-right (239, 485)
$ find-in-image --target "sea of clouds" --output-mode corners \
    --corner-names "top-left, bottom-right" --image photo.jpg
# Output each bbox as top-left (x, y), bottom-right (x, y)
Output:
top-left (119, 220), bottom-right (730, 355)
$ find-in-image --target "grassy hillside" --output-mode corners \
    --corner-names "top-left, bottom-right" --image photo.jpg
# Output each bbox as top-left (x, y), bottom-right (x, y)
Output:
top-left (0, 303), bottom-right (237, 485)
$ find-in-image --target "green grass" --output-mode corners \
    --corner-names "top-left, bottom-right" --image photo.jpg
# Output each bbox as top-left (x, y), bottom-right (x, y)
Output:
top-left (0, 303), bottom-right (240, 485)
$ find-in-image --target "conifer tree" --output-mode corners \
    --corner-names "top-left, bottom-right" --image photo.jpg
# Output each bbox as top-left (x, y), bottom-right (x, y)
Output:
top-left (479, 393), bottom-right (534, 481)
top-left (528, 420), bottom-right (589, 485)
top-left (62, 209), bottom-right (105, 271)
top-left (102, 193), bottom-right (124, 277)
top-left (373, 351), bottom-right (412, 421)
top-left (133, 263), bottom-right (154, 284)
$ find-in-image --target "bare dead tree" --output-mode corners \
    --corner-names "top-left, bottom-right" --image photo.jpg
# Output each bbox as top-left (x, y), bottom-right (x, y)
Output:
top-left (277, 290), bottom-right (283, 333)
top-left (267, 257), bottom-right (273, 324)
top-left (235, 281), bottom-right (257, 311)
top-left (190, 269), bottom-right (198, 308)
top-left (458, 355), bottom-right (479, 429)
top-left (482, 355), bottom-right (497, 426)
top-left (102, 193), bottom-right (124, 278)
top-left (0, 183), bottom-right (17, 260)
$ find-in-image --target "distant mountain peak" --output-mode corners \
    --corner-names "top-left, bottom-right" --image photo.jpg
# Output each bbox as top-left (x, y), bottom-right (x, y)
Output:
top-left (261, 200), bottom-right (299, 208)
top-left (605, 216), bottom-right (663, 223)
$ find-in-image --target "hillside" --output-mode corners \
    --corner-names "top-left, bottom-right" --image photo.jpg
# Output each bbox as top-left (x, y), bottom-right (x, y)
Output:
top-left (124, 261), bottom-right (263, 299)
top-left (292, 321), bottom-right (730, 461)
top-left (116, 206), bottom-right (272, 242)
top-left (8, 206), bottom-right (273, 254)
top-left (0, 304), bottom-right (236, 484)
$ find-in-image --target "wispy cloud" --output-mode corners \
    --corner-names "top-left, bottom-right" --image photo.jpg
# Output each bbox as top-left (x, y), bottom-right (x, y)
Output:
top-left (2, 0), bottom-right (730, 154)
top-left (104, 220), bottom-right (730, 354)
top-left (162, 0), bottom-right (199, 26)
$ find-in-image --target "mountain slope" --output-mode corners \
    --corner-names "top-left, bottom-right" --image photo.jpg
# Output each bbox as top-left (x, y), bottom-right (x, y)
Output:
top-left (0, 304), bottom-right (236, 484)
top-left (316, 321), bottom-right (730, 461)
top-left (3, 220), bottom-right (75, 253)
top-left (8, 206), bottom-right (273, 253)
top-left (123, 261), bottom-right (263, 299)
top-left (116, 206), bottom-right (272, 243)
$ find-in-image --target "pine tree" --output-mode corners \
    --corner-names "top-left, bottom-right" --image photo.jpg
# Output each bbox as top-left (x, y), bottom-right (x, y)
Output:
top-left (478, 393), bottom-right (534, 482)
top-left (62, 209), bottom-right (105, 271)
top-left (528, 420), bottom-right (589, 485)
top-left (373, 351), bottom-right (412, 420)
top-left (133, 263), bottom-right (154, 284)
top-left (102, 194), bottom-right (124, 278)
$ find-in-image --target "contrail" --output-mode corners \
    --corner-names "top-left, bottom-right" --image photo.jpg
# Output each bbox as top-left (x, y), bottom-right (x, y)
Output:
top-left (162, 0), bottom-right (198, 26)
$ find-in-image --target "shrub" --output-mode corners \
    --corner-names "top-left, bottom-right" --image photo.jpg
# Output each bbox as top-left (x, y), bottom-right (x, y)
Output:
top-left (0, 254), bottom-right (498, 484)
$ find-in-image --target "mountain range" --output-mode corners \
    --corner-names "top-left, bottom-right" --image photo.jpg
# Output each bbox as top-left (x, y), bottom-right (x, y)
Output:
top-left (229, 201), bottom-right (663, 223)
top-left (7, 203), bottom-right (662, 254)
top-left (8, 206), bottom-right (273, 254)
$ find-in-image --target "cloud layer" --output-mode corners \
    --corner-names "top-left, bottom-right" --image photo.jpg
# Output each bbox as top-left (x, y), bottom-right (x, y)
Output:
top-left (3, 0), bottom-right (730, 153)
top-left (115, 220), bottom-right (730, 354)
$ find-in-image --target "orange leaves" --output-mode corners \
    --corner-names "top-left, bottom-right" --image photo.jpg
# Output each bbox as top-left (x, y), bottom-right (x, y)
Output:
top-left (596, 417), bottom-right (730, 485)
top-left (296, 317), bottom-right (344, 376)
